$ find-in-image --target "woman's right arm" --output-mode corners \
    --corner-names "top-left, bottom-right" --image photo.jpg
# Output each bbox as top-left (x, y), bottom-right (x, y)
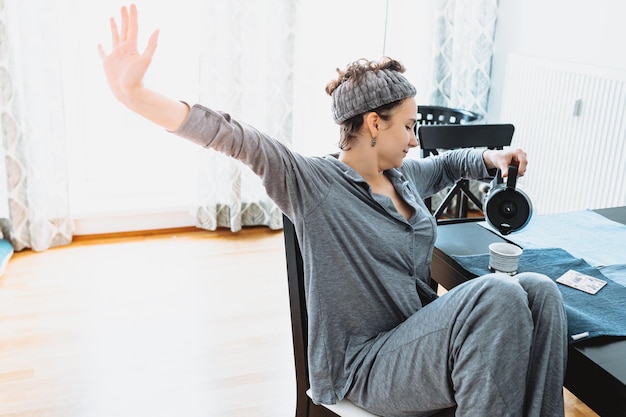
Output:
top-left (96, 4), bottom-right (331, 218)
top-left (97, 4), bottom-right (189, 131)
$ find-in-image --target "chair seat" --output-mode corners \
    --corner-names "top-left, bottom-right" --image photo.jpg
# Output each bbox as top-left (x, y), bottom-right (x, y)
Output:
top-left (306, 389), bottom-right (378, 416)
top-left (306, 389), bottom-right (457, 417)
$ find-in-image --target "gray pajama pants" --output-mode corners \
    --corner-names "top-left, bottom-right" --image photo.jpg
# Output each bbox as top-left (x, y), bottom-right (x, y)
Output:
top-left (346, 273), bottom-right (568, 417)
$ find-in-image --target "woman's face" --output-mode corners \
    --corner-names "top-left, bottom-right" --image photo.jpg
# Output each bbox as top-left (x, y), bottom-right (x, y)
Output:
top-left (377, 97), bottom-right (418, 169)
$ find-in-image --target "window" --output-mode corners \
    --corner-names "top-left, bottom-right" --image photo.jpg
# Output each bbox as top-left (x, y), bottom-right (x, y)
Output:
top-left (55, 0), bottom-right (432, 233)
top-left (60, 0), bottom-right (203, 226)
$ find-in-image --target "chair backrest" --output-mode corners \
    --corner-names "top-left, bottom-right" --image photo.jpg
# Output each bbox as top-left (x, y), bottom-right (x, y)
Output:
top-left (417, 105), bottom-right (482, 126)
top-left (417, 123), bottom-right (515, 155)
top-left (416, 106), bottom-right (483, 158)
top-left (283, 214), bottom-right (312, 416)
top-left (417, 124), bottom-right (515, 224)
top-left (283, 215), bottom-right (381, 417)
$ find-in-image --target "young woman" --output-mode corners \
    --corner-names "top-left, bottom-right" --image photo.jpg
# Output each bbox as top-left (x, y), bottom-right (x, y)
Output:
top-left (98, 5), bottom-right (568, 416)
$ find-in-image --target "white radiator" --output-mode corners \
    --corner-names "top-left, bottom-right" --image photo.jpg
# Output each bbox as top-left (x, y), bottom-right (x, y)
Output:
top-left (499, 55), bottom-right (626, 214)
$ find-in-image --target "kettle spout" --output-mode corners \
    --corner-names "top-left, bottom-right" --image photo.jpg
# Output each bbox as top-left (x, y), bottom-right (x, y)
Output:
top-left (498, 223), bottom-right (513, 235)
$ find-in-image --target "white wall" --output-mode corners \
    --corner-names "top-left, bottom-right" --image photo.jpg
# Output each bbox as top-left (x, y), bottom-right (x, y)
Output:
top-left (292, 0), bottom-right (432, 157)
top-left (488, 0), bottom-right (626, 122)
top-left (485, 0), bottom-right (626, 214)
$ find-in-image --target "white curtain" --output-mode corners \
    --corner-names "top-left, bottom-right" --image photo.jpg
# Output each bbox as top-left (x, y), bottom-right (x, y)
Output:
top-left (0, 0), bottom-right (72, 252)
top-left (195, 0), bottom-right (297, 232)
top-left (427, 0), bottom-right (499, 116)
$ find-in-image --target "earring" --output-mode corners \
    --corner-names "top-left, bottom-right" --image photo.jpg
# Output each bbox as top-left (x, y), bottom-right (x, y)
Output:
top-left (371, 137), bottom-right (377, 147)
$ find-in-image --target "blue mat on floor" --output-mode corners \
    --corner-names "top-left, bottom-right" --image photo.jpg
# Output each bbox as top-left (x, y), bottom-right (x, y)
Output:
top-left (451, 248), bottom-right (626, 343)
top-left (0, 239), bottom-right (13, 276)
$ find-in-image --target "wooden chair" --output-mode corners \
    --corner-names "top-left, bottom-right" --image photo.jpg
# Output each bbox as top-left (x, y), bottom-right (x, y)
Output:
top-left (283, 214), bottom-right (456, 417)
top-left (417, 123), bottom-right (515, 224)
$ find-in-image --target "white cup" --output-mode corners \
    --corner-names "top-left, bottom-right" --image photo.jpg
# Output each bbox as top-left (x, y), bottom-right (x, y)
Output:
top-left (488, 242), bottom-right (523, 275)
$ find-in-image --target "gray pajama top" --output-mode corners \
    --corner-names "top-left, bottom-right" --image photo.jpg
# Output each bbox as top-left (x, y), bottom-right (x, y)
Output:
top-left (173, 104), bottom-right (493, 405)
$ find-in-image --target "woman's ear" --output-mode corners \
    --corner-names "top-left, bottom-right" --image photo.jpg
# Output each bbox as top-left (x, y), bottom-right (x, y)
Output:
top-left (364, 112), bottom-right (379, 137)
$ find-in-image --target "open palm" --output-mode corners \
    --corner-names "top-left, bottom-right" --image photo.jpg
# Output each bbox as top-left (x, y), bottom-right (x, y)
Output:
top-left (97, 4), bottom-right (159, 105)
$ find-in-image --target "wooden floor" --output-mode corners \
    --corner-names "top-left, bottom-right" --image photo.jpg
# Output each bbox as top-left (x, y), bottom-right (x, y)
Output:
top-left (0, 227), bottom-right (598, 416)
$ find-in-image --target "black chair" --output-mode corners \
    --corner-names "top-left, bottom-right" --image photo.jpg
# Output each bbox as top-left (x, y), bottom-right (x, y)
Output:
top-left (416, 106), bottom-right (483, 220)
top-left (417, 124), bottom-right (515, 224)
top-left (417, 105), bottom-right (482, 126)
top-left (283, 214), bottom-right (456, 417)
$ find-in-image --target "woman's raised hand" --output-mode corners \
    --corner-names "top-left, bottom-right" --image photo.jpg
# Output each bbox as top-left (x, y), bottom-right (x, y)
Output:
top-left (96, 4), bottom-right (189, 132)
top-left (97, 4), bottom-right (159, 107)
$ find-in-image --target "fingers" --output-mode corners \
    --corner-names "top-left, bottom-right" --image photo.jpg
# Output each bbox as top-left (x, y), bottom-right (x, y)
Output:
top-left (102, 4), bottom-right (139, 58)
top-left (99, 4), bottom-right (155, 63)
top-left (501, 149), bottom-right (528, 177)
top-left (128, 4), bottom-right (139, 43)
top-left (120, 5), bottom-right (129, 42)
top-left (100, 6), bottom-right (125, 60)
top-left (499, 162), bottom-right (510, 177)
top-left (110, 16), bottom-right (119, 46)
top-left (515, 153), bottom-right (528, 176)
top-left (142, 29), bottom-right (160, 61)
top-left (97, 43), bottom-right (107, 61)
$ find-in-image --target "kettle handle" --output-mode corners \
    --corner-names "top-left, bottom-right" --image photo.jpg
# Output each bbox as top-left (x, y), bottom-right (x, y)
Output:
top-left (506, 165), bottom-right (518, 190)
top-left (494, 165), bottom-right (518, 189)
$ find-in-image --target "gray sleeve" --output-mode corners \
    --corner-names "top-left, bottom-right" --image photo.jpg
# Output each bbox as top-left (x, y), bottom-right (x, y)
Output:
top-left (403, 148), bottom-right (492, 198)
top-left (171, 104), bottom-right (331, 219)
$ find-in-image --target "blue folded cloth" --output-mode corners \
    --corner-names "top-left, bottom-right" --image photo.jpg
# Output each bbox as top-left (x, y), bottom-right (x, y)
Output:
top-left (479, 209), bottom-right (626, 268)
top-left (451, 247), bottom-right (626, 343)
top-left (600, 264), bottom-right (626, 287)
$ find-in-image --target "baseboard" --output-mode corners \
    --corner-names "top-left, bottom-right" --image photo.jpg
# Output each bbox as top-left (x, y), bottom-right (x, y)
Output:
top-left (72, 207), bottom-right (197, 236)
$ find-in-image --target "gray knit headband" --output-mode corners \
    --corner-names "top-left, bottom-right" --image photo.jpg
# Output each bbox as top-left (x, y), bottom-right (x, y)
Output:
top-left (331, 68), bottom-right (417, 124)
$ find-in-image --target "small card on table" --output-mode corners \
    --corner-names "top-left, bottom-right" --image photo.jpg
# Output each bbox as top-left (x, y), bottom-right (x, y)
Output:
top-left (556, 269), bottom-right (607, 295)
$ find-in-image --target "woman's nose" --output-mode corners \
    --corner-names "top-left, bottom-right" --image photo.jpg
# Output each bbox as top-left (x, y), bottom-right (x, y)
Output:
top-left (409, 131), bottom-right (418, 148)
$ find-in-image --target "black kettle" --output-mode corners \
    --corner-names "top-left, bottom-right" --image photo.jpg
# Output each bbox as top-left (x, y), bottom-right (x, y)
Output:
top-left (483, 165), bottom-right (533, 235)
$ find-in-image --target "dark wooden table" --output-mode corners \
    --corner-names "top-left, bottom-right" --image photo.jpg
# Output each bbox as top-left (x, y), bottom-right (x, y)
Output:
top-left (432, 206), bottom-right (626, 417)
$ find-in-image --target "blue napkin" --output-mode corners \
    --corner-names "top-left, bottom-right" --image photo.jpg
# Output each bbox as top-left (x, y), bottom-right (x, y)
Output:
top-left (451, 247), bottom-right (626, 343)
